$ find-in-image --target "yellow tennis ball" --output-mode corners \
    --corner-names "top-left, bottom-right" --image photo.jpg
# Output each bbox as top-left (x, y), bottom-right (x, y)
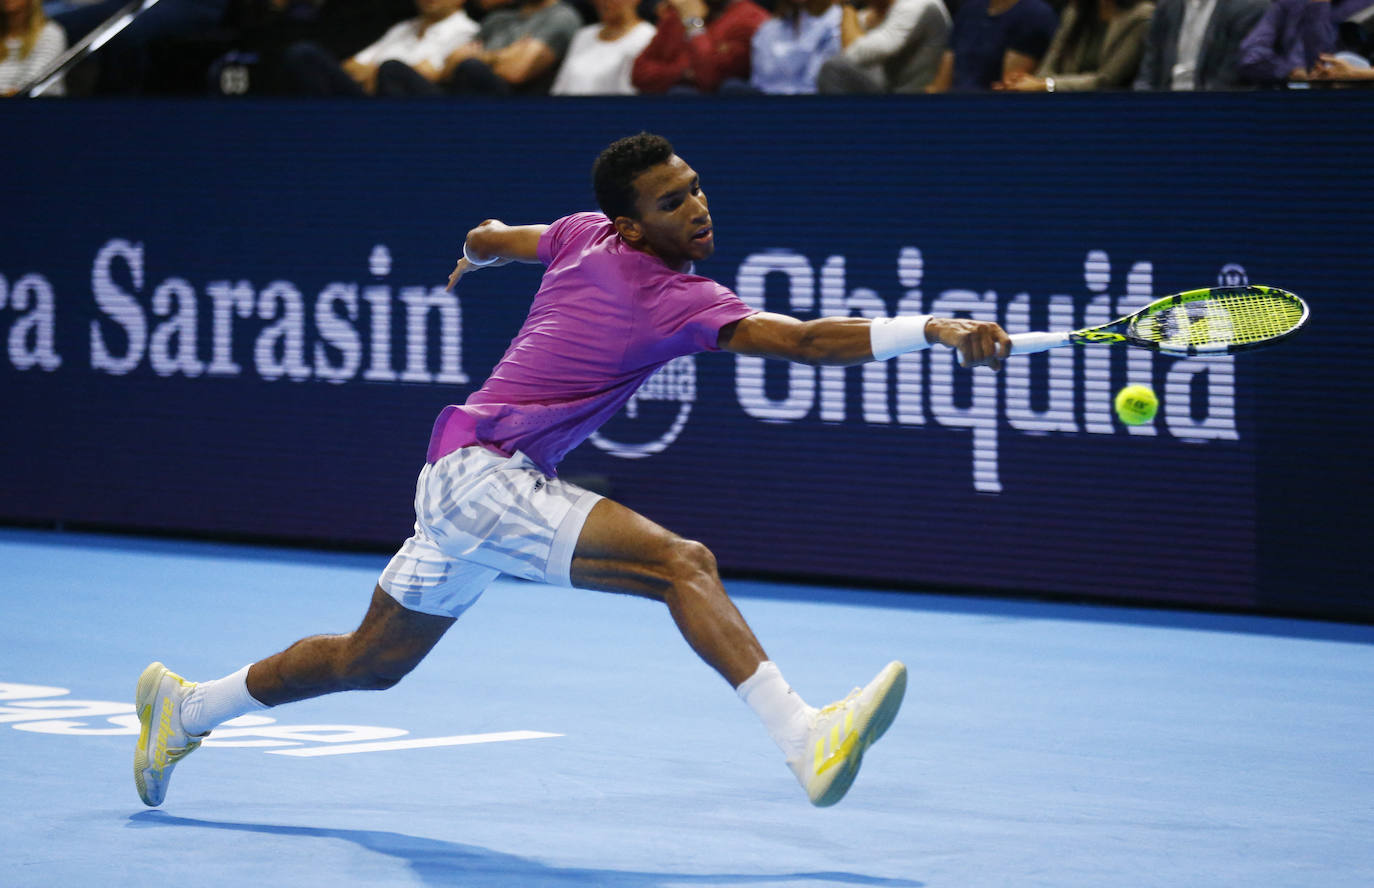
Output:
top-left (1115, 384), bottom-right (1158, 425)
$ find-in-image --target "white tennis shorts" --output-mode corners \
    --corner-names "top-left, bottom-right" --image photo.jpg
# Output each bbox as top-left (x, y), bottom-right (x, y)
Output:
top-left (379, 446), bottom-right (602, 617)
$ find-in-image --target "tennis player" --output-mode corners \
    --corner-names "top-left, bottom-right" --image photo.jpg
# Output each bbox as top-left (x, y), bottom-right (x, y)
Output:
top-left (135, 132), bottom-right (1011, 809)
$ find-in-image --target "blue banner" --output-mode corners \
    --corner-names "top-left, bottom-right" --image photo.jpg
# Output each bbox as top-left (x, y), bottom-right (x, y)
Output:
top-left (2, 95), bottom-right (1370, 620)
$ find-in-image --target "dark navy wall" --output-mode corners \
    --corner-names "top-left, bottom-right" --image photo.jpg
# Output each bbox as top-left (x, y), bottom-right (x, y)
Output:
top-left (2, 95), bottom-right (1370, 620)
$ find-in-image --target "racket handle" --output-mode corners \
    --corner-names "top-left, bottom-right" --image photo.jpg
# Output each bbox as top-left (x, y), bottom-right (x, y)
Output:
top-left (1009, 331), bottom-right (1072, 356)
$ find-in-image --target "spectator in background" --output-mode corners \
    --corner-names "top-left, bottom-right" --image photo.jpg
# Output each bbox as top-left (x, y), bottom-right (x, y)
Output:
top-left (1236, 0), bottom-right (1374, 86)
top-left (193, 0), bottom-right (416, 97)
top-left (632, 0), bottom-right (770, 93)
top-left (926, 0), bottom-right (1058, 91)
top-left (282, 0), bottom-right (477, 94)
top-left (1342, 0), bottom-right (1374, 52)
top-left (1310, 48), bottom-right (1374, 75)
top-left (57, 0), bottom-right (231, 93)
top-left (1312, 1), bottom-right (1374, 77)
top-left (48, 0), bottom-right (408, 96)
top-left (550, 0), bottom-right (654, 93)
top-left (997, 0), bottom-right (1154, 90)
top-left (2, 0), bottom-right (65, 95)
top-left (425, 0), bottom-right (580, 93)
top-left (816, 0), bottom-right (949, 93)
top-left (1306, 1), bottom-right (1374, 78)
top-left (1132, 0), bottom-right (1267, 89)
top-left (744, 0), bottom-right (840, 94)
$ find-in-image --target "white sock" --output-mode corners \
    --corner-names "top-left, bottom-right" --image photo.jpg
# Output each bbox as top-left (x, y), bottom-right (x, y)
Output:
top-left (180, 664), bottom-right (267, 735)
top-left (736, 660), bottom-right (815, 764)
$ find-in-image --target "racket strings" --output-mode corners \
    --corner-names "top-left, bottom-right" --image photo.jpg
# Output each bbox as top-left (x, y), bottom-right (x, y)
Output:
top-left (1132, 290), bottom-right (1304, 347)
top-left (1213, 292), bottom-right (1305, 343)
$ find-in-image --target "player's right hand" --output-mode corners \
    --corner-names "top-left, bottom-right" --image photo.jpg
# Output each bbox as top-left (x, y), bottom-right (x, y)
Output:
top-left (927, 317), bottom-right (1012, 372)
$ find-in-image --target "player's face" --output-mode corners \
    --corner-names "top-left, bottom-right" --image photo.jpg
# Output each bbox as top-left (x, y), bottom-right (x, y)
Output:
top-left (626, 155), bottom-right (713, 269)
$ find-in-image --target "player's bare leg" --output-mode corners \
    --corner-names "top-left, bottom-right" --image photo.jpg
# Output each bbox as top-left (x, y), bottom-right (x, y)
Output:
top-left (246, 586), bottom-right (455, 706)
top-left (568, 498), bottom-right (906, 806)
top-left (135, 587), bottom-right (453, 806)
top-left (569, 498), bottom-right (765, 686)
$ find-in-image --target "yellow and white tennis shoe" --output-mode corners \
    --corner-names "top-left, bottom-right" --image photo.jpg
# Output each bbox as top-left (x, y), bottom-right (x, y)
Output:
top-left (134, 661), bottom-right (206, 807)
top-left (789, 660), bottom-right (907, 807)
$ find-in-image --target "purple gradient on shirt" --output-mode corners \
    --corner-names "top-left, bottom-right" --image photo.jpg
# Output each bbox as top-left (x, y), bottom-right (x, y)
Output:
top-left (427, 212), bottom-right (757, 475)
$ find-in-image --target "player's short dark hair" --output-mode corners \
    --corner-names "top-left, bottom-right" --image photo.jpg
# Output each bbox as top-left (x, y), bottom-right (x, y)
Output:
top-left (592, 132), bottom-right (675, 221)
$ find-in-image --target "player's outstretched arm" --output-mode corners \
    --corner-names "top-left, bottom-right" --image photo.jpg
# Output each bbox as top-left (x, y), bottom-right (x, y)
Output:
top-left (719, 312), bottom-right (1011, 371)
top-left (446, 220), bottom-right (551, 290)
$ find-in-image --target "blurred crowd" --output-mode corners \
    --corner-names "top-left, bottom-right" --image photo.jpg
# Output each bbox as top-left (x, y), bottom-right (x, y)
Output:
top-left (4, 0), bottom-right (1374, 96)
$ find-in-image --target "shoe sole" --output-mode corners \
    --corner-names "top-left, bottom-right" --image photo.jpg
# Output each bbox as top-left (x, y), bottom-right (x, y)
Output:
top-left (813, 660), bottom-right (907, 807)
top-left (133, 661), bottom-right (168, 807)
top-left (867, 661), bottom-right (907, 745)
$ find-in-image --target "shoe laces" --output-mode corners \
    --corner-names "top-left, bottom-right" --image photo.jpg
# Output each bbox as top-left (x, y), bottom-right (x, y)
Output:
top-left (816, 687), bottom-right (863, 717)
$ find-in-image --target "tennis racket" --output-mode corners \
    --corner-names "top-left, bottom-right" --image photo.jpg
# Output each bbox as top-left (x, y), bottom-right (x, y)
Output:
top-left (1009, 285), bottom-right (1309, 357)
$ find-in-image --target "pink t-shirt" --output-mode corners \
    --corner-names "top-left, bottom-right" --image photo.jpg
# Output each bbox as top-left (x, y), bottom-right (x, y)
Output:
top-left (427, 212), bottom-right (757, 475)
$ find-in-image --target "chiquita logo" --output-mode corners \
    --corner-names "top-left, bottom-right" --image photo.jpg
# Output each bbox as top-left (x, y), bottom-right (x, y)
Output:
top-left (589, 356), bottom-right (697, 459)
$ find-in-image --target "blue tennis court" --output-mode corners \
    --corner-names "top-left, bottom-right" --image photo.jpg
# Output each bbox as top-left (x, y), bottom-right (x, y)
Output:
top-left (3, 526), bottom-right (1372, 887)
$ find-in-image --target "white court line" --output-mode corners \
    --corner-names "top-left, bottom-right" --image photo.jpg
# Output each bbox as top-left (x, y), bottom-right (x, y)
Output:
top-left (267, 730), bottom-right (562, 757)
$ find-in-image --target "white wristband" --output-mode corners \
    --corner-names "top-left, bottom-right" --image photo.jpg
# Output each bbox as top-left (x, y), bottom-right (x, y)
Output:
top-left (463, 240), bottom-right (499, 267)
top-left (870, 315), bottom-right (933, 361)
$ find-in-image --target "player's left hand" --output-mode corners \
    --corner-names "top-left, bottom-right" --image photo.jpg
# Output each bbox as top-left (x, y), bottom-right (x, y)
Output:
top-left (447, 252), bottom-right (515, 290)
top-left (446, 256), bottom-right (472, 291)
top-left (927, 317), bottom-right (1012, 371)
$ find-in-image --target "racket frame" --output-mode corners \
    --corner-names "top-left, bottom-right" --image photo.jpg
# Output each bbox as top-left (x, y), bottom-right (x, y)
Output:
top-left (1009, 286), bottom-right (1309, 357)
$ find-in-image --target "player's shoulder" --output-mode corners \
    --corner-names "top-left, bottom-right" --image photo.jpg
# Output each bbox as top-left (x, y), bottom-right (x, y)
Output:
top-left (545, 211), bottom-right (613, 250)
top-left (552, 211), bottom-right (611, 235)
top-left (563, 210), bottom-right (612, 227)
top-left (652, 265), bottom-right (738, 306)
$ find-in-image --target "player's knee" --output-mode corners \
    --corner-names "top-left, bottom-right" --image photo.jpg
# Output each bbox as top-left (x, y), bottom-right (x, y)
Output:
top-left (338, 651), bottom-right (413, 691)
top-left (342, 665), bottom-right (406, 691)
top-left (666, 537), bottom-right (719, 586)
